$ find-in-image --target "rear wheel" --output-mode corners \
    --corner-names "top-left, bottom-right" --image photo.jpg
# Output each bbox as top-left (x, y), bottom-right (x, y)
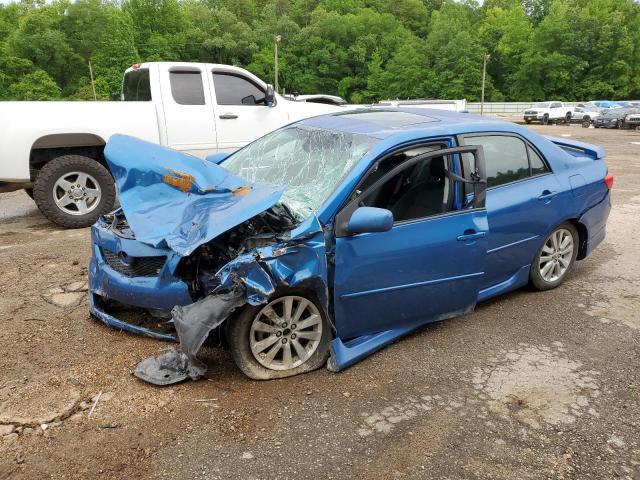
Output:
top-left (542, 114), bottom-right (550, 125)
top-left (228, 293), bottom-right (331, 380)
top-left (33, 155), bottom-right (116, 228)
top-left (582, 116), bottom-right (591, 128)
top-left (530, 223), bottom-right (579, 291)
top-left (564, 112), bottom-right (572, 124)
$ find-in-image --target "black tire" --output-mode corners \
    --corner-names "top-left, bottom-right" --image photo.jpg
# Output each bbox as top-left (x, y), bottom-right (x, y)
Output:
top-left (33, 155), bottom-right (116, 228)
top-left (564, 112), bottom-right (572, 124)
top-left (582, 117), bottom-right (591, 128)
top-left (542, 114), bottom-right (550, 125)
top-left (227, 291), bottom-right (331, 380)
top-left (24, 188), bottom-right (34, 199)
top-left (530, 222), bottom-right (579, 291)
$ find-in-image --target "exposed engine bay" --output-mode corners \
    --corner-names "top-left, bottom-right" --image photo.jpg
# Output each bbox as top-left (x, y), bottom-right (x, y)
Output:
top-left (173, 203), bottom-right (298, 299)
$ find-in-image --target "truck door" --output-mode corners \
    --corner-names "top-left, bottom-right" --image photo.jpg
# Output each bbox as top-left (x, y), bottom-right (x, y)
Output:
top-left (210, 70), bottom-right (288, 152)
top-left (159, 66), bottom-right (217, 158)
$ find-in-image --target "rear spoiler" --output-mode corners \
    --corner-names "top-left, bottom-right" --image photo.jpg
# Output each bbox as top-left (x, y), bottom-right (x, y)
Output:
top-left (545, 136), bottom-right (605, 160)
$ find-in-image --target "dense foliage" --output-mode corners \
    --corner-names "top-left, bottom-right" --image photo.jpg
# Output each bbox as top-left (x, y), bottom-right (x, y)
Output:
top-left (1, 0), bottom-right (639, 102)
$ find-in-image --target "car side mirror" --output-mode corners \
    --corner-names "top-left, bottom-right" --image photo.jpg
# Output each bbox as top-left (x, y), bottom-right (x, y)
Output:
top-left (346, 207), bottom-right (393, 235)
top-left (265, 84), bottom-right (276, 107)
top-left (205, 152), bottom-right (230, 165)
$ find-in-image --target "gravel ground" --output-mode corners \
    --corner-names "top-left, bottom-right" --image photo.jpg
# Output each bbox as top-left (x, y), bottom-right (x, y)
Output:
top-left (0, 124), bottom-right (638, 480)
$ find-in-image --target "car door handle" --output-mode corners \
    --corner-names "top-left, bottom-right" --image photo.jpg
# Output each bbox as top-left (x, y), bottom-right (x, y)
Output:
top-left (457, 231), bottom-right (487, 242)
top-left (537, 190), bottom-right (557, 202)
top-left (219, 113), bottom-right (238, 119)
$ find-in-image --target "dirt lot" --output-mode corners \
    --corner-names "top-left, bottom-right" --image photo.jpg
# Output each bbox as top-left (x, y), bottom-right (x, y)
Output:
top-left (0, 124), bottom-right (639, 480)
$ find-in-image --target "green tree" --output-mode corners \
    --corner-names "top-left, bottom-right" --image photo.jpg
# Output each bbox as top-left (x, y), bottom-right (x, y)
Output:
top-left (8, 69), bottom-right (61, 100)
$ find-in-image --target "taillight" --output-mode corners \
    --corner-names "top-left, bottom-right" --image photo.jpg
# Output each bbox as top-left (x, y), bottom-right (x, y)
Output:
top-left (604, 173), bottom-right (614, 190)
top-left (132, 63), bottom-right (141, 70)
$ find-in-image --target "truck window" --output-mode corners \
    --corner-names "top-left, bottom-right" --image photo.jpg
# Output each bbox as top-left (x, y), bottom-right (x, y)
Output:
top-left (170, 71), bottom-right (205, 105)
top-left (213, 72), bottom-right (265, 106)
top-left (122, 69), bottom-right (151, 101)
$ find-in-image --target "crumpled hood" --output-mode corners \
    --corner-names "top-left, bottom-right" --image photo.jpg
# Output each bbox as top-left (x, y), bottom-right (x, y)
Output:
top-left (104, 135), bottom-right (283, 257)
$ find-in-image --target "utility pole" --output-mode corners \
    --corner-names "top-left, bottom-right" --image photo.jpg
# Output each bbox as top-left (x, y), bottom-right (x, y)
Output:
top-left (480, 53), bottom-right (490, 116)
top-left (88, 60), bottom-right (97, 101)
top-left (274, 34), bottom-right (281, 94)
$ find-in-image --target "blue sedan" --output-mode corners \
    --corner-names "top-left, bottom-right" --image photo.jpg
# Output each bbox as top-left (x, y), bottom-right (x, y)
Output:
top-left (89, 109), bottom-right (612, 382)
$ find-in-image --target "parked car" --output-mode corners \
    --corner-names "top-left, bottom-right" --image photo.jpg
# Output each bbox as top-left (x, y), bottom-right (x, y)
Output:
top-left (571, 106), bottom-right (601, 127)
top-left (89, 109), bottom-right (612, 382)
top-left (523, 102), bottom-right (573, 125)
top-left (0, 62), bottom-right (343, 228)
top-left (625, 111), bottom-right (640, 130)
top-left (592, 100), bottom-right (621, 109)
top-left (593, 107), bottom-right (640, 128)
top-left (283, 93), bottom-right (347, 106)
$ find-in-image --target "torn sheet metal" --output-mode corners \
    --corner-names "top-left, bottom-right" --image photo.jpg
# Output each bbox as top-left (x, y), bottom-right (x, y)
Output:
top-left (104, 135), bottom-right (283, 257)
top-left (134, 226), bottom-right (330, 386)
top-left (134, 288), bottom-right (245, 385)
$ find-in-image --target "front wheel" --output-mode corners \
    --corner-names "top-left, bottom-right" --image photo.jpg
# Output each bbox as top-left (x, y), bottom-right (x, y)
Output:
top-left (530, 223), bottom-right (579, 291)
top-left (227, 293), bottom-right (331, 380)
top-left (33, 155), bottom-right (116, 228)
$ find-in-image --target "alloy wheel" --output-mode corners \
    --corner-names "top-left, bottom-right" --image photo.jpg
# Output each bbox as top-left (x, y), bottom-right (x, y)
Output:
top-left (538, 228), bottom-right (574, 283)
top-left (249, 296), bottom-right (323, 371)
top-left (53, 171), bottom-right (101, 216)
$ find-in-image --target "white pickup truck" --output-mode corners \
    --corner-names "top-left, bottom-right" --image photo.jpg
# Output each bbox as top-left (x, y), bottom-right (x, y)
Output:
top-left (0, 62), bottom-right (343, 227)
top-left (523, 101), bottom-right (573, 125)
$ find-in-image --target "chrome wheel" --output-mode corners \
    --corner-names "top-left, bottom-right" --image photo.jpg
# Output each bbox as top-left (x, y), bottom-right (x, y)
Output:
top-left (538, 228), bottom-right (574, 283)
top-left (53, 171), bottom-right (101, 215)
top-left (249, 296), bottom-right (323, 371)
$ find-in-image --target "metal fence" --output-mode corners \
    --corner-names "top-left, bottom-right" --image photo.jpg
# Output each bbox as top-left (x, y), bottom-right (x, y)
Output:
top-left (466, 102), bottom-right (582, 114)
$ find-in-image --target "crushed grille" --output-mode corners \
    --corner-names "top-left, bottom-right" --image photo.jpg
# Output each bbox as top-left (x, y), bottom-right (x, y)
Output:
top-left (101, 249), bottom-right (166, 277)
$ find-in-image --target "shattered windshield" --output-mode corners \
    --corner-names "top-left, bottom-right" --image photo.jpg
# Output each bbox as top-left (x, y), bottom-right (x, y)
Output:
top-left (222, 125), bottom-right (378, 220)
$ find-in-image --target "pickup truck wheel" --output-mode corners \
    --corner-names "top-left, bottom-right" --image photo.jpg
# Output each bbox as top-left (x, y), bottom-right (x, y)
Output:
top-left (564, 112), bottom-right (572, 124)
top-left (33, 155), bottom-right (116, 228)
top-left (24, 188), bottom-right (34, 199)
top-left (530, 222), bottom-right (578, 291)
top-left (542, 114), bottom-right (550, 125)
top-left (582, 117), bottom-right (591, 128)
top-left (228, 293), bottom-right (331, 380)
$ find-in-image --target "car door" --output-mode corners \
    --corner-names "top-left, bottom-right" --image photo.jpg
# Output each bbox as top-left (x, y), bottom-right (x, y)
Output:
top-left (550, 102), bottom-right (562, 119)
top-left (158, 66), bottom-right (217, 158)
top-left (460, 133), bottom-right (560, 291)
top-left (573, 107), bottom-right (584, 120)
top-left (332, 145), bottom-right (488, 339)
top-left (211, 70), bottom-right (288, 152)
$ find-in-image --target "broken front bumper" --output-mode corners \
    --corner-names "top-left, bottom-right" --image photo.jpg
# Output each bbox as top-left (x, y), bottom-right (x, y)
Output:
top-left (88, 221), bottom-right (193, 340)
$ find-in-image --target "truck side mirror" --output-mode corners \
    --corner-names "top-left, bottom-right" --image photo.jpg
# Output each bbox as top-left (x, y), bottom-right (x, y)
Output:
top-left (265, 84), bottom-right (276, 107)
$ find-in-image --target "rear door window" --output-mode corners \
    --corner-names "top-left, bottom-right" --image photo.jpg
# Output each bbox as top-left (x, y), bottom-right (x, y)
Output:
top-left (468, 136), bottom-right (530, 187)
top-left (169, 71), bottom-right (205, 105)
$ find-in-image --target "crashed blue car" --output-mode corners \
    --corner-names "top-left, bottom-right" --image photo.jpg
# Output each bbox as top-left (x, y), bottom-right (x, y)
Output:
top-left (89, 109), bottom-right (612, 383)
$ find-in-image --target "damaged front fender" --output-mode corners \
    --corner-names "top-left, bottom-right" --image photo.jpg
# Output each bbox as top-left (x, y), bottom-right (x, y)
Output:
top-left (134, 218), bottom-right (331, 385)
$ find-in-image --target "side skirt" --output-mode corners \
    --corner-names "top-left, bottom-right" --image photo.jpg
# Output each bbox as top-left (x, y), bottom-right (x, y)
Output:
top-left (476, 265), bottom-right (530, 303)
top-left (327, 306), bottom-right (474, 372)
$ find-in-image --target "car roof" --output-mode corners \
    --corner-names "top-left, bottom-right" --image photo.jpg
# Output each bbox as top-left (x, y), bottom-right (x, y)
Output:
top-left (298, 108), bottom-right (510, 140)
